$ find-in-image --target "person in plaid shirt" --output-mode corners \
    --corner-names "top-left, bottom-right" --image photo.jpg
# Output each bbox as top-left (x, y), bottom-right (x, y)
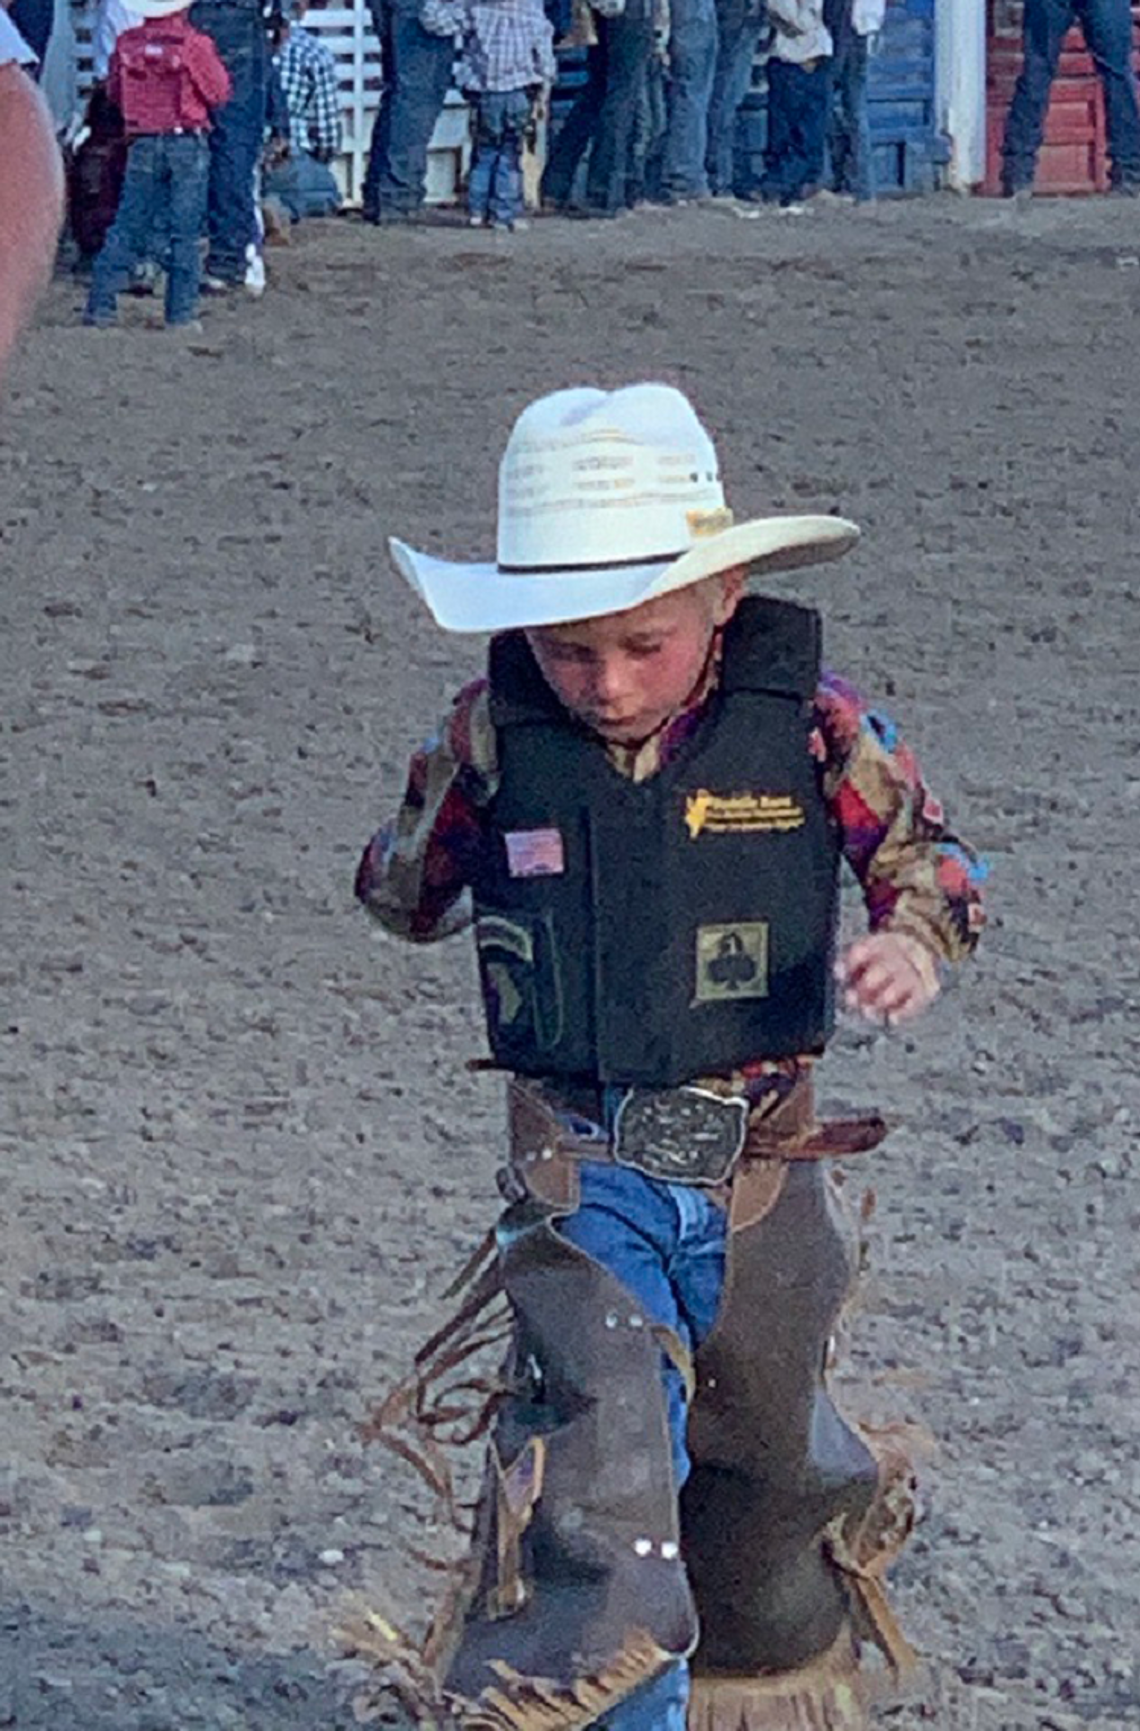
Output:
top-left (421, 0), bottom-right (554, 229)
top-left (264, 0), bottom-right (341, 220)
top-left (349, 384), bottom-right (985, 1731)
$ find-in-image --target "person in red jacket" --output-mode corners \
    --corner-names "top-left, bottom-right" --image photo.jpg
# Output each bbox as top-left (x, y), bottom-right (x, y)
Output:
top-left (84, 0), bottom-right (231, 329)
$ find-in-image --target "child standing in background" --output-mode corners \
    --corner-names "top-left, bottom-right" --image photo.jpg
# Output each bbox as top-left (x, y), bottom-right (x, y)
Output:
top-left (422, 0), bottom-right (555, 230)
top-left (83, 0), bottom-right (230, 327)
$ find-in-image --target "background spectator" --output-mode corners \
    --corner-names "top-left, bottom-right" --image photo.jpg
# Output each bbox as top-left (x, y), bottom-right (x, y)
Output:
top-left (361, 0), bottom-right (454, 221)
top-left (189, 0), bottom-right (269, 286)
top-left (659, 0), bottom-right (716, 200)
top-left (756, 0), bottom-right (832, 204)
top-left (824, 0), bottom-right (881, 201)
top-left (705, 0), bottom-right (766, 196)
top-left (422, 0), bottom-right (554, 230)
top-left (84, 0), bottom-right (230, 327)
top-left (1001, 0), bottom-right (1140, 195)
top-left (265, 0), bottom-right (342, 219)
top-left (542, 0), bottom-right (654, 215)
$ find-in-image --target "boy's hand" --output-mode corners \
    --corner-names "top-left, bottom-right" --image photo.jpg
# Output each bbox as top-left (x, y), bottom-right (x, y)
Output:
top-left (836, 933), bottom-right (940, 1025)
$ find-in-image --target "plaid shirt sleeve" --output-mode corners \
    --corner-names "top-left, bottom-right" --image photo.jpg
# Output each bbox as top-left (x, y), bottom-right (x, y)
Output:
top-left (277, 29), bottom-right (341, 158)
top-left (814, 671), bottom-right (986, 964)
top-left (355, 680), bottom-right (497, 942)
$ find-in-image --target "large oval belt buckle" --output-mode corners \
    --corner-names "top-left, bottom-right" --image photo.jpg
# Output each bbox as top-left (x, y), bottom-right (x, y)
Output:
top-left (612, 1087), bottom-right (749, 1185)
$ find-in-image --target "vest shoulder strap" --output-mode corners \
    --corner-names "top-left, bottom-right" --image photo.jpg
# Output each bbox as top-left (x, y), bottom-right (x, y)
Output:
top-left (487, 594), bottom-right (821, 728)
top-left (721, 596), bottom-right (821, 702)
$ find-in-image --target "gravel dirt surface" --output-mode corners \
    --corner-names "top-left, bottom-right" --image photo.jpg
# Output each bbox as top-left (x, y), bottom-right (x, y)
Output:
top-left (1, 194), bottom-right (1138, 1731)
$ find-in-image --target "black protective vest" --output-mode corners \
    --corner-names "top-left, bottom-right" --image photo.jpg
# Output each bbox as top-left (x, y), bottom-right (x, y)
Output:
top-left (472, 597), bottom-right (840, 1088)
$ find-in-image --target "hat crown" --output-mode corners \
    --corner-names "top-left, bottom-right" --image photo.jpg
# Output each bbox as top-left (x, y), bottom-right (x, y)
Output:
top-left (496, 384), bottom-right (727, 573)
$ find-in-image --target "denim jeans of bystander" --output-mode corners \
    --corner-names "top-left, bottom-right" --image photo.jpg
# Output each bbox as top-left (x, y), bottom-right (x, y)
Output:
top-left (629, 53), bottom-right (668, 203)
top-left (468, 88), bottom-right (532, 227)
top-left (827, 30), bottom-right (874, 200)
top-left (190, 0), bottom-right (268, 282)
top-left (760, 54), bottom-right (831, 203)
top-left (263, 149), bottom-right (341, 219)
top-left (661, 0), bottom-right (718, 197)
top-left (1002, 0), bottom-right (1140, 190)
top-left (585, 0), bottom-right (656, 210)
top-left (705, 0), bottom-right (767, 193)
top-left (85, 132), bottom-right (209, 325)
top-left (556, 1162), bottom-right (728, 1731)
top-left (363, 0), bottom-right (455, 218)
top-left (541, 39), bottom-right (606, 206)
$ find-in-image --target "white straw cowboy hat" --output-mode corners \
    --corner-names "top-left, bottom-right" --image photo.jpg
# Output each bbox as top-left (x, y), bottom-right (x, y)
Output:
top-left (131, 0), bottom-right (193, 17)
top-left (389, 384), bottom-right (859, 633)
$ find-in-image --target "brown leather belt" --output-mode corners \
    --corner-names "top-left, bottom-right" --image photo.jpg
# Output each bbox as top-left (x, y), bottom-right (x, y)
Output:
top-left (507, 1073), bottom-right (887, 1204)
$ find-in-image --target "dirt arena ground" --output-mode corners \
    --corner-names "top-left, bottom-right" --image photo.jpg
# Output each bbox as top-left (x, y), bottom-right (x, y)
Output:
top-left (1, 192), bottom-right (1138, 1730)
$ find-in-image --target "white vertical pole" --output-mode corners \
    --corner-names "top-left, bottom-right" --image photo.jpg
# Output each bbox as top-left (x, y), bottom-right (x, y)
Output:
top-left (938, 0), bottom-right (987, 189)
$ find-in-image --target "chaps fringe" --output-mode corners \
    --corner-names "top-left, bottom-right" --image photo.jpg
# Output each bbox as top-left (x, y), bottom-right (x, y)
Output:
top-left (341, 1610), bottom-right (672, 1731)
top-left (686, 1628), bottom-right (868, 1731)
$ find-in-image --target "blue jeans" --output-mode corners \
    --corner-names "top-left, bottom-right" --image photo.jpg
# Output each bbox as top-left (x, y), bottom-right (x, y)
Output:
top-left (588, 0), bottom-right (656, 210)
top-left (629, 54), bottom-right (669, 202)
top-left (1002, 0), bottom-right (1140, 189)
top-left (558, 1163), bottom-right (728, 1731)
top-left (468, 88), bottom-right (531, 226)
top-left (828, 30), bottom-right (874, 199)
top-left (760, 55), bottom-right (831, 203)
top-left (190, 1), bottom-right (269, 280)
top-left (363, 0), bottom-right (455, 217)
top-left (706, 0), bottom-right (766, 193)
top-left (662, 0), bottom-right (718, 196)
top-left (85, 133), bottom-right (209, 326)
top-left (263, 150), bottom-right (341, 219)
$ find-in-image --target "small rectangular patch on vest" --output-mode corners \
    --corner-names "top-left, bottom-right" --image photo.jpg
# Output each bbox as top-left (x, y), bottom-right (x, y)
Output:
top-left (505, 828), bottom-right (565, 878)
top-left (694, 922), bottom-right (770, 1003)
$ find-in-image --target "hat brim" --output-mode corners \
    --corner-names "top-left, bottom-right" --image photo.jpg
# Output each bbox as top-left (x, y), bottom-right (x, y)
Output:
top-left (390, 516), bottom-right (859, 634)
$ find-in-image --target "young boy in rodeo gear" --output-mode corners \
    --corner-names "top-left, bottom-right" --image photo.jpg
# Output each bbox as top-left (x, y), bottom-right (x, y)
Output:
top-left (352, 384), bottom-right (985, 1731)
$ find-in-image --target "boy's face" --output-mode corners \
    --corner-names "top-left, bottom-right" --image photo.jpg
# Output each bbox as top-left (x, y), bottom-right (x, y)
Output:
top-left (526, 572), bottom-right (744, 747)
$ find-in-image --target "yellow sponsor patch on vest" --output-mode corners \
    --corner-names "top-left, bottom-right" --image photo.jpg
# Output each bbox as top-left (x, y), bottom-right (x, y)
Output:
top-left (684, 789), bottom-right (807, 839)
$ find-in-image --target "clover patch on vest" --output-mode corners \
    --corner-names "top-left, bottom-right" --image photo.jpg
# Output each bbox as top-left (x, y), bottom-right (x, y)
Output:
top-left (695, 922), bottom-right (770, 1003)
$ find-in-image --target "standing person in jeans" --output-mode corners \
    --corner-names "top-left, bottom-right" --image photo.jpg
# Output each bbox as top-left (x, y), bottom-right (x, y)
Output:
top-left (824, 0), bottom-right (881, 200)
top-left (542, 0), bottom-right (655, 215)
top-left (189, 0), bottom-right (267, 285)
top-left (756, 0), bottom-right (832, 203)
top-left (84, 0), bottom-right (230, 327)
top-left (361, 0), bottom-right (454, 221)
top-left (1002, 0), bottom-right (1140, 195)
top-left (659, 0), bottom-right (717, 199)
top-left (705, 0), bottom-right (766, 195)
top-left (422, 0), bottom-right (555, 230)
